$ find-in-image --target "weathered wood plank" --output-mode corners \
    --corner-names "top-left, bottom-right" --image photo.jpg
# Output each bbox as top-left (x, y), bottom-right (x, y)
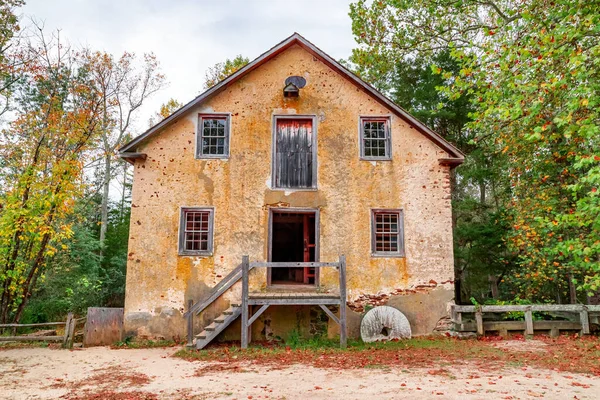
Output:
top-left (66, 313), bottom-right (76, 349)
top-left (524, 307), bottom-right (534, 335)
top-left (185, 263), bottom-right (246, 317)
top-left (475, 310), bottom-right (484, 336)
top-left (580, 309), bottom-right (590, 335)
top-left (319, 304), bottom-right (340, 326)
top-left (0, 322), bottom-right (66, 328)
top-left (456, 320), bottom-right (583, 332)
top-left (83, 308), bottom-right (123, 347)
top-left (452, 304), bottom-right (588, 313)
top-left (250, 262), bottom-right (339, 268)
top-left (0, 336), bottom-right (65, 342)
top-left (186, 299), bottom-right (194, 348)
top-left (339, 255), bottom-right (347, 348)
top-left (241, 255), bottom-right (249, 349)
top-left (247, 305), bottom-right (270, 327)
top-left (248, 299), bottom-right (342, 306)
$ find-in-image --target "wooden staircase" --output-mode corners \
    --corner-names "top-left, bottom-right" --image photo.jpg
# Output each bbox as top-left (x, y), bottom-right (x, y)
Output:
top-left (184, 263), bottom-right (248, 350)
top-left (194, 304), bottom-right (241, 349)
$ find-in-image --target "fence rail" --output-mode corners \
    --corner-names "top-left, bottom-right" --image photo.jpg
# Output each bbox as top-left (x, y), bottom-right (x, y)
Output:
top-left (0, 313), bottom-right (83, 348)
top-left (451, 304), bottom-right (600, 337)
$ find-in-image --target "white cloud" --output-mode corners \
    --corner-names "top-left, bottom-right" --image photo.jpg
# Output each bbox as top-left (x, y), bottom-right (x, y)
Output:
top-left (21, 0), bottom-right (355, 135)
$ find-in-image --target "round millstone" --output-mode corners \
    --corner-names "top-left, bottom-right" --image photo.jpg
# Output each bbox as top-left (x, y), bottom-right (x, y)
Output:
top-left (360, 305), bottom-right (412, 342)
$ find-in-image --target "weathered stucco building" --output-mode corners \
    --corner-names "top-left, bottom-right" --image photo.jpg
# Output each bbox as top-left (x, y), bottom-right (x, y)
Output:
top-left (119, 33), bottom-right (464, 346)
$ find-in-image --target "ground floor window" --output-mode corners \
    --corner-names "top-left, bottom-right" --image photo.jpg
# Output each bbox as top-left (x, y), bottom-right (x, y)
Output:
top-left (371, 209), bottom-right (404, 257)
top-left (179, 207), bottom-right (214, 255)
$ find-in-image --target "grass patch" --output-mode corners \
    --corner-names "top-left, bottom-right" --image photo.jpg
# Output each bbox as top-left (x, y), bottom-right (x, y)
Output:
top-left (112, 338), bottom-right (180, 349)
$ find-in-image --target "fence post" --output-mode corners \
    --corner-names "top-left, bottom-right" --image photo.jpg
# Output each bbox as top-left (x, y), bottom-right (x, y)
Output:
top-left (63, 313), bottom-right (74, 348)
top-left (524, 306), bottom-right (534, 336)
top-left (475, 309), bottom-right (484, 336)
top-left (241, 255), bottom-right (249, 349)
top-left (339, 254), bottom-right (347, 348)
top-left (580, 306), bottom-right (590, 335)
top-left (187, 299), bottom-right (194, 348)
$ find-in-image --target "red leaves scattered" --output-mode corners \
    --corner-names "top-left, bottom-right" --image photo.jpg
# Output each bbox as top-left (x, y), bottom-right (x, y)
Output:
top-left (61, 391), bottom-right (158, 400)
top-left (571, 382), bottom-right (591, 388)
top-left (185, 336), bottom-right (600, 379)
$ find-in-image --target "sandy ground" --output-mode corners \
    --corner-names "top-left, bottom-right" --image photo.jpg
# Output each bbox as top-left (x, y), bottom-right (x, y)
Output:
top-left (0, 345), bottom-right (598, 400)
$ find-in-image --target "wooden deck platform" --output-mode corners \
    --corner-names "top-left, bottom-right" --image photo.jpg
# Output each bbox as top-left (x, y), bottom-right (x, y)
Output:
top-left (248, 291), bottom-right (341, 305)
top-left (241, 255), bottom-right (347, 348)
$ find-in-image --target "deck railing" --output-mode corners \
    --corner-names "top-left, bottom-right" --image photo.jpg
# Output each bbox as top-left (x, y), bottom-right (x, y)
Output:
top-left (241, 255), bottom-right (347, 348)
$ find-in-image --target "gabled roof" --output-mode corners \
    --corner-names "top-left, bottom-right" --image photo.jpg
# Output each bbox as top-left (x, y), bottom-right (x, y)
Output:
top-left (119, 33), bottom-right (464, 161)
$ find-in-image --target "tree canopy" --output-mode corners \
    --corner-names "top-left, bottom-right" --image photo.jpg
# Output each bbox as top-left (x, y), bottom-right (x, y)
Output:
top-left (203, 55), bottom-right (249, 89)
top-left (350, 0), bottom-right (600, 302)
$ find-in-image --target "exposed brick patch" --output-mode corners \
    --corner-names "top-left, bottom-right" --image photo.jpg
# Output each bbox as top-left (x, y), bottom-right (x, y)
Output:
top-left (347, 281), bottom-right (454, 313)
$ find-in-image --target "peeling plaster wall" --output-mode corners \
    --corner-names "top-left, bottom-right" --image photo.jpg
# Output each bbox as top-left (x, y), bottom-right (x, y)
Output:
top-left (123, 44), bottom-right (455, 339)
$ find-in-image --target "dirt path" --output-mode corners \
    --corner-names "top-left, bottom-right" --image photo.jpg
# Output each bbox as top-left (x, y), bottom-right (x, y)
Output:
top-left (1, 345), bottom-right (598, 399)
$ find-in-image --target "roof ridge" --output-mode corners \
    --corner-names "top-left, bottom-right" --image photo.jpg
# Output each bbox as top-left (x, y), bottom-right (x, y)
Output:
top-left (119, 33), bottom-right (464, 160)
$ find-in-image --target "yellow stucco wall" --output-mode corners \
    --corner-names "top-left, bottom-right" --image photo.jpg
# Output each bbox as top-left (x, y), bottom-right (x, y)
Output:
top-left (123, 44), bottom-right (455, 339)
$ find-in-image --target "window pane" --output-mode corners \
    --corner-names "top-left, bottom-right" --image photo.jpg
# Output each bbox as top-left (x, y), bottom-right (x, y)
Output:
top-left (362, 119), bottom-right (389, 158)
top-left (374, 211), bottom-right (401, 253)
top-left (182, 209), bottom-right (212, 253)
top-left (199, 117), bottom-right (228, 157)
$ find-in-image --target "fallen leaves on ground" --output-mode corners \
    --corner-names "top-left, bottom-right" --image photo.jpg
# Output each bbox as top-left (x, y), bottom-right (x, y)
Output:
top-left (176, 336), bottom-right (600, 377)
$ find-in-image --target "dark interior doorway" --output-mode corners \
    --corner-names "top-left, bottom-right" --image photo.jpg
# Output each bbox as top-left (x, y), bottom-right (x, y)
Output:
top-left (270, 211), bottom-right (317, 285)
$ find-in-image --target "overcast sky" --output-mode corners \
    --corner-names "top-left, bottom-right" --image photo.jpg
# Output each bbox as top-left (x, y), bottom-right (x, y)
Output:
top-left (21, 0), bottom-right (356, 135)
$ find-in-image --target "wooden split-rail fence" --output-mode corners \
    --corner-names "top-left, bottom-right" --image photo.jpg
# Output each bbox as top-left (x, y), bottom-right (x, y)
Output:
top-left (452, 304), bottom-right (600, 337)
top-left (0, 313), bottom-right (84, 348)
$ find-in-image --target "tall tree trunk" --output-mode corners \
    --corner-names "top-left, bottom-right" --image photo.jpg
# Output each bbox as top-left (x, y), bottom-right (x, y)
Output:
top-left (100, 153), bottom-right (111, 256)
top-left (120, 161), bottom-right (128, 222)
top-left (479, 180), bottom-right (486, 205)
top-left (568, 272), bottom-right (577, 304)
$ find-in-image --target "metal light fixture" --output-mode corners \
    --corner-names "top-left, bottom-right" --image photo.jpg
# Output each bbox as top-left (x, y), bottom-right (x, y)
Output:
top-left (283, 82), bottom-right (299, 97)
top-left (283, 76), bottom-right (306, 98)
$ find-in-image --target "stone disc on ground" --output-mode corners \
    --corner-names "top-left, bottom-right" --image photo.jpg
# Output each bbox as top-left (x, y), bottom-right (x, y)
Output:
top-left (360, 305), bottom-right (411, 342)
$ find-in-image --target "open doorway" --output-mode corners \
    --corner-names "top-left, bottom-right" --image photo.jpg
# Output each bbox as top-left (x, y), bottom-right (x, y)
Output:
top-left (269, 210), bottom-right (318, 285)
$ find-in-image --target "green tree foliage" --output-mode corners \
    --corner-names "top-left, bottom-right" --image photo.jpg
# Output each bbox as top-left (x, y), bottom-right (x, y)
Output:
top-left (148, 98), bottom-right (183, 127)
top-left (349, 0), bottom-right (600, 302)
top-left (0, 0), bottom-right (24, 114)
top-left (0, 28), bottom-right (104, 323)
top-left (203, 55), bottom-right (249, 89)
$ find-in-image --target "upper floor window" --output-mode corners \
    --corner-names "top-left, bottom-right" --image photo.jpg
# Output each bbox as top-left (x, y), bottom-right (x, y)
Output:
top-left (179, 207), bottom-right (214, 255)
top-left (196, 114), bottom-right (230, 158)
top-left (272, 116), bottom-right (317, 189)
top-left (360, 117), bottom-right (391, 160)
top-left (371, 209), bottom-right (404, 257)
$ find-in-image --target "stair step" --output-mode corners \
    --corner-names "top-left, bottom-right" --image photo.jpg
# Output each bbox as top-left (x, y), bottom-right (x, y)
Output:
top-left (194, 303), bottom-right (243, 350)
top-left (205, 323), bottom-right (217, 331)
top-left (196, 331), bottom-right (207, 339)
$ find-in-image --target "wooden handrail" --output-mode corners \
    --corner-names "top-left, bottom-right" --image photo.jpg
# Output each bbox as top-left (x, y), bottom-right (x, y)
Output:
top-left (250, 261), bottom-right (340, 268)
top-left (453, 304), bottom-right (600, 313)
top-left (184, 263), bottom-right (248, 318)
top-left (0, 321), bottom-right (66, 328)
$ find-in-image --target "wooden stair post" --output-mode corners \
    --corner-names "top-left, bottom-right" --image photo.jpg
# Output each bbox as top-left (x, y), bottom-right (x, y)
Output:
top-left (339, 254), bottom-right (347, 348)
top-left (186, 299), bottom-right (193, 348)
top-left (241, 255), bottom-right (250, 349)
